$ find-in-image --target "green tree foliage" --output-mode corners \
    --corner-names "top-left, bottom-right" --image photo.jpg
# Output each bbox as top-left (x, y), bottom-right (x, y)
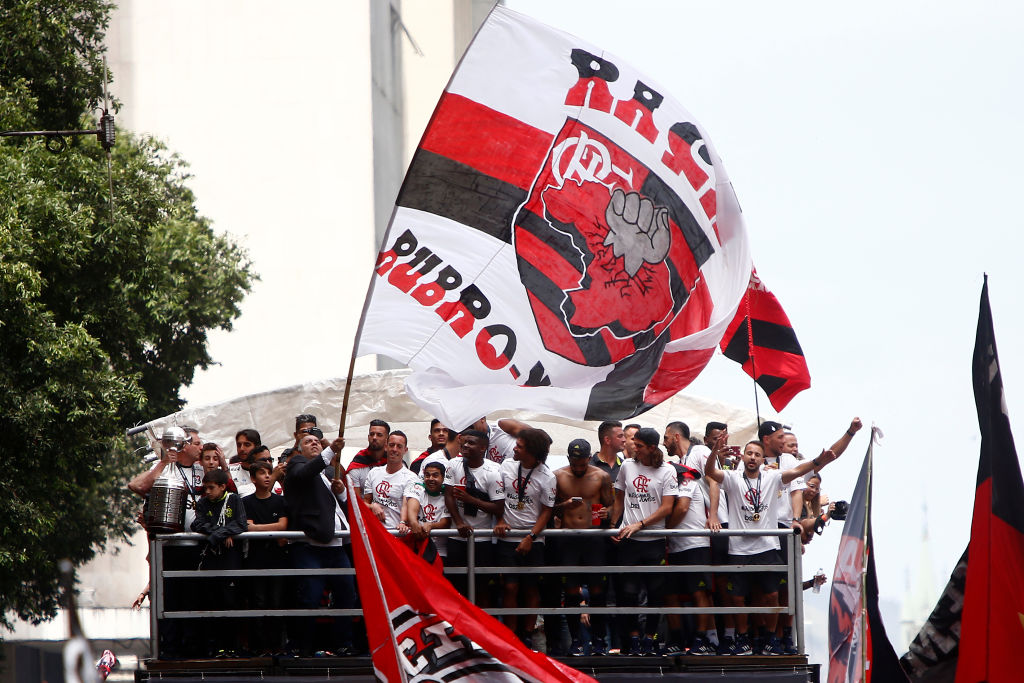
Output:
top-left (0, 3), bottom-right (254, 625)
top-left (0, 0), bottom-right (115, 130)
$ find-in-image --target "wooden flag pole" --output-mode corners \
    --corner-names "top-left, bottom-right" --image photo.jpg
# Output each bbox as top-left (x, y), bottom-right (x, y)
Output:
top-left (335, 349), bottom-right (360, 480)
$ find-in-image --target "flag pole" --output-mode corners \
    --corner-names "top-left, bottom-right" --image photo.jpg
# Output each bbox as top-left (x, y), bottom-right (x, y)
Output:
top-left (346, 478), bottom-right (410, 683)
top-left (860, 428), bottom-right (876, 682)
top-left (743, 294), bottom-right (762, 424)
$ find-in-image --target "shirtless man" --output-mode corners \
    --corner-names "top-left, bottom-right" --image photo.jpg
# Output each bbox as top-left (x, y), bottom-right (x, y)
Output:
top-left (554, 439), bottom-right (614, 655)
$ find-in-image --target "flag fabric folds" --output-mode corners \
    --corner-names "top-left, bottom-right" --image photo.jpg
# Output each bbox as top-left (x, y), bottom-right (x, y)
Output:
top-left (719, 269), bottom-right (811, 411)
top-left (900, 549), bottom-right (967, 682)
top-left (357, 6), bottom-right (758, 429)
top-left (953, 277), bottom-right (1024, 682)
top-left (828, 431), bottom-right (907, 683)
top-left (345, 480), bottom-right (597, 683)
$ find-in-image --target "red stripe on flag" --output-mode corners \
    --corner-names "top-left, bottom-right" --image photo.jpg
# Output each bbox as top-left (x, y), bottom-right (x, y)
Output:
top-left (668, 278), bottom-right (714, 339)
top-left (957, 480), bottom-right (1024, 681)
top-left (515, 222), bottom-right (583, 291)
top-left (526, 291), bottom-right (587, 365)
top-left (420, 92), bottom-right (555, 191)
top-left (642, 347), bottom-right (715, 405)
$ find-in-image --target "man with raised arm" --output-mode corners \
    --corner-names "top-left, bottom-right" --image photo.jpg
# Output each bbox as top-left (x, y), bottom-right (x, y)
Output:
top-left (554, 438), bottom-right (615, 655)
top-left (705, 439), bottom-right (841, 656)
top-left (284, 432), bottom-right (357, 656)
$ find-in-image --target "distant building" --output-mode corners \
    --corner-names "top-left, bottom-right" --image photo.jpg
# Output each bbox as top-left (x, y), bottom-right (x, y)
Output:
top-left (898, 507), bottom-right (939, 652)
top-left (0, 2), bottom-right (491, 680)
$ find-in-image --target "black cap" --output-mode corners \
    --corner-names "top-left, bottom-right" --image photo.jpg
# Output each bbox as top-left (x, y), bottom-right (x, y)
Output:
top-left (757, 420), bottom-right (783, 439)
top-left (567, 438), bottom-right (591, 458)
top-left (634, 427), bottom-right (661, 446)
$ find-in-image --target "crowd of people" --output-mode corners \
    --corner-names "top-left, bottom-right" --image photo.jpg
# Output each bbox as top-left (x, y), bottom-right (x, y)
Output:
top-left (128, 411), bottom-right (857, 659)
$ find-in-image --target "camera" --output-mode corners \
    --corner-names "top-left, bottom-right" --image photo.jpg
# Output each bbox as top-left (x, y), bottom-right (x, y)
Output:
top-left (831, 500), bottom-right (849, 520)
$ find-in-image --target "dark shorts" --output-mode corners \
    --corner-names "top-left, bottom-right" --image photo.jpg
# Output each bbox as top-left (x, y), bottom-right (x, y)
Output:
top-left (667, 546), bottom-right (713, 595)
top-left (555, 534), bottom-right (608, 589)
top-left (496, 539), bottom-right (545, 587)
top-left (710, 522), bottom-right (730, 565)
top-left (727, 548), bottom-right (785, 597)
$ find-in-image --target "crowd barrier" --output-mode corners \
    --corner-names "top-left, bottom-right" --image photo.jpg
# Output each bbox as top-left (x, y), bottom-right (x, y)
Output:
top-left (148, 527), bottom-right (804, 659)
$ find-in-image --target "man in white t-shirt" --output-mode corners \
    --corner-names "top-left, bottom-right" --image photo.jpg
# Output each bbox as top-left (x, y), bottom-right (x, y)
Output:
top-left (494, 427), bottom-right (556, 644)
top-left (364, 431), bottom-right (419, 532)
top-left (706, 438), bottom-right (840, 656)
top-left (611, 427), bottom-right (678, 656)
top-left (444, 429), bottom-right (505, 602)
top-left (665, 463), bottom-right (718, 655)
top-left (404, 460), bottom-right (451, 558)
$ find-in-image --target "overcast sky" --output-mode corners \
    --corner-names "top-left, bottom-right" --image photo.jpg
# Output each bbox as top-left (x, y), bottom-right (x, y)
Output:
top-left (162, 0), bottom-right (1024, 663)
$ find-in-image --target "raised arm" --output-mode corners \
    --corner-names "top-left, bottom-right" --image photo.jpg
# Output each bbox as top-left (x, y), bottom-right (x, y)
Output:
top-left (824, 418), bottom-right (862, 463)
top-left (704, 446), bottom-right (725, 484)
top-left (783, 449), bottom-right (838, 484)
top-left (497, 418), bottom-right (530, 437)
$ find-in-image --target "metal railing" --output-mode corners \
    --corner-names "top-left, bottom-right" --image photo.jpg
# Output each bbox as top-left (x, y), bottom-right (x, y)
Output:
top-left (149, 527), bottom-right (804, 659)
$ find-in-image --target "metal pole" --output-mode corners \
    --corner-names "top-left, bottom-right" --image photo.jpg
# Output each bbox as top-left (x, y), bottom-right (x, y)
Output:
top-left (149, 538), bottom-right (161, 660)
top-left (467, 532), bottom-right (477, 604)
top-left (793, 528), bottom-right (805, 655)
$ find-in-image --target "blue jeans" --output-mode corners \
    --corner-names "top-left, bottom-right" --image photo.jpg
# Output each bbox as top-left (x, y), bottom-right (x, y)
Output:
top-left (289, 543), bottom-right (356, 653)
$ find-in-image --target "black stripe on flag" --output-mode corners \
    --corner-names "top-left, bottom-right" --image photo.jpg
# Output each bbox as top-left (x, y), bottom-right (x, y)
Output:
top-left (585, 331), bottom-right (670, 421)
top-left (397, 149), bottom-right (525, 244)
top-left (722, 317), bottom-right (804, 362)
top-left (639, 170), bottom-right (715, 269)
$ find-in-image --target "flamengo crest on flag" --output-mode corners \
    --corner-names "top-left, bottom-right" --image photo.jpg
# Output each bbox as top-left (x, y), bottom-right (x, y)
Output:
top-left (357, 6), bottom-right (761, 429)
top-left (828, 429), bottom-right (907, 683)
top-left (345, 478), bottom-right (597, 683)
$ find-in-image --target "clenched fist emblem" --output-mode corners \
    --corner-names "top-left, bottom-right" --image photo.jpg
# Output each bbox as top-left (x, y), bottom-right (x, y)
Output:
top-left (603, 188), bottom-right (671, 277)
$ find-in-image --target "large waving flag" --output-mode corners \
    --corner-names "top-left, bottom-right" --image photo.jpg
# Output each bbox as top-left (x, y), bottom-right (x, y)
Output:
top-left (828, 430), bottom-right (907, 683)
top-left (720, 269), bottom-right (811, 412)
top-left (954, 277), bottom-right (1024, 682)
top-left (345, 480), bottom-right (597, 683)
top-left (357, 6), bottom-right (757, 429)
top-left (901, 279), bottom-right (1024, 683)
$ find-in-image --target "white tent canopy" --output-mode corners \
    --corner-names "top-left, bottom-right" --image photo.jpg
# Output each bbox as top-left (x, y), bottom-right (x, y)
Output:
top-left (141, 369), bottom-right (773, 461)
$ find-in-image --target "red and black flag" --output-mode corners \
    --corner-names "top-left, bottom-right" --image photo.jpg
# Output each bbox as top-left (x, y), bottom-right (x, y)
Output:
top-left (828, 430), bottom-right (907, 683)
top-left (356, 6), bottom-right (757, 429)
top-left (901, 277), bottom-right (1024, 683)
top-left (720, 269), bottom-right (811, 412)
top-left (956, 277), bottom-right (1024, 681)
top-left (345, 479), bottom-right (596, 683)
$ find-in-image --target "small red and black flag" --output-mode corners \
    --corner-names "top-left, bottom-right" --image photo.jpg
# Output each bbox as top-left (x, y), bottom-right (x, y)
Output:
top-left (720, 269), bottom-right (810, 412)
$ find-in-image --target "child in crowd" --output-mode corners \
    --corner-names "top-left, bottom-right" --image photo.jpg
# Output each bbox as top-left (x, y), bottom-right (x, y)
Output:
top-left (199, 443), bottom-right (237, 492)
top-left (191, 469), bottom-right (247, 656)
top-left (242, 460), bottom-right (289, 654)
